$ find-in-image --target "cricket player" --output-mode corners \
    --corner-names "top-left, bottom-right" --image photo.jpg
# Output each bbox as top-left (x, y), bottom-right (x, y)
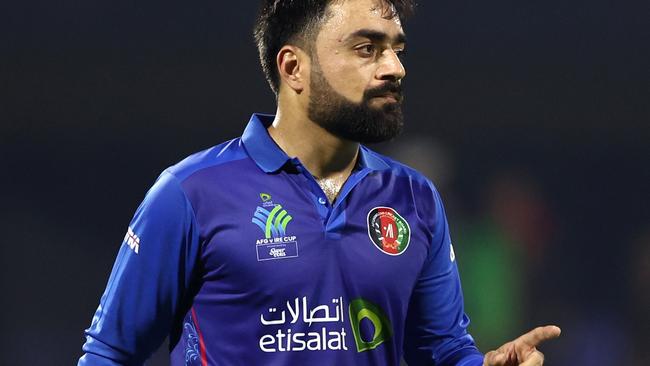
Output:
top-left (79, 1), bottom-right (560, 365)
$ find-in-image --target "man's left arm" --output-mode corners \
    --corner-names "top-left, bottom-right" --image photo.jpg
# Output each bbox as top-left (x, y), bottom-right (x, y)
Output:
top-left (403, 182), bottom-right (560, 366)
top-left (402, 184), bottom-right (484, 366)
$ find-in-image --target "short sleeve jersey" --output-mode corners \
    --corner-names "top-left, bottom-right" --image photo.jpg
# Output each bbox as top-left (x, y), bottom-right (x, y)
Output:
top-left (79, 114), bottom-right (483, 366)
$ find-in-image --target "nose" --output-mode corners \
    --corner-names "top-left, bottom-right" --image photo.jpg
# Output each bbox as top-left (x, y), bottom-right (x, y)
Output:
top-left (376, 49), bottom-right (406, 82)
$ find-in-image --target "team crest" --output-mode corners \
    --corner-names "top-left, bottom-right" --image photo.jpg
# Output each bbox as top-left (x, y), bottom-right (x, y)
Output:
top-left (367, 207), bottom-right (410, 256)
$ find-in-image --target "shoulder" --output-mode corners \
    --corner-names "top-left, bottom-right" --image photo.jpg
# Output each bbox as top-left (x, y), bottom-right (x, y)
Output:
top-left (361, 146), bottom-right (446, 228)
top-left (361, 145), bottom-right (437, 193)
top-left (164, 138), bottom-right (249, 183)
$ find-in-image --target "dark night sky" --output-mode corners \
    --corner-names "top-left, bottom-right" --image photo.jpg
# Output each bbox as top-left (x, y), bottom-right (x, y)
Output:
top-left (1, 1), bottom-right (648, 365)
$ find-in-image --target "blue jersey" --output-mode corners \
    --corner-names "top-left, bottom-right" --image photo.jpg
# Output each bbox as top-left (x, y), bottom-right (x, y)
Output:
top-left (79, 114), bottom-right (483, 366)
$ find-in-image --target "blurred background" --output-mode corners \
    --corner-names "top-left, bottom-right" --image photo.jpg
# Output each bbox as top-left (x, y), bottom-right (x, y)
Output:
top-left (1, 0), bottom-right (648, 365)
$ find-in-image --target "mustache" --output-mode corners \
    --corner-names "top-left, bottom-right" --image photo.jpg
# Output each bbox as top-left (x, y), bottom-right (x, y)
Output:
top-left (364, 82), bottom-right (403, 101)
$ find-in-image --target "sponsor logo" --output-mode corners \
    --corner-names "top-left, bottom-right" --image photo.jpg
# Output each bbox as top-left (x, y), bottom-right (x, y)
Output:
top-left (256, 236), bottom-right (299, 261)
top-left (269, 248), bottom-right (286, 257)
top-left (367, 207), bottom-right (411, 256)
top-left (252, 194), bottom-right (299, 261)
top-left (123, 226), bottom-right (140, 254)
top-left (260, 192), bottom-right (272, 202)
top-left (259, 297), bottom-right (348, 353)
top-left (348, 298), bottom-right (393, 352)
top-left (257, 296), bottom-right (392, 354)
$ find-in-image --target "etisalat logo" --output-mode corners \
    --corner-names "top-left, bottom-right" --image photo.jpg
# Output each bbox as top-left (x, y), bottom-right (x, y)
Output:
top-left (258, 297), bottom-right (393, 353)
top-left (251, 193), bottom-right (299, 261)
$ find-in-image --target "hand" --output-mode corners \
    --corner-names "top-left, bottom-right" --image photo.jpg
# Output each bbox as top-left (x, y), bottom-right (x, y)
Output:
top-left (483, 325), bottom-right (561, 366)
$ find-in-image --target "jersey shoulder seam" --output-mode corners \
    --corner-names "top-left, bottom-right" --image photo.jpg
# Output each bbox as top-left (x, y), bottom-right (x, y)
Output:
top-left (166, 138), bottom-right (250, 183)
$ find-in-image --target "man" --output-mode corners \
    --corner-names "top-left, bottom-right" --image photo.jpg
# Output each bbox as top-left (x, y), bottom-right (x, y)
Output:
top-left (79, 1), bottom-right (560, 365)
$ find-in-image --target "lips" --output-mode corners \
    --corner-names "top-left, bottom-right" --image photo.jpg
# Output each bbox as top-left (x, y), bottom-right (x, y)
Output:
top-left (365, 82), bottom-right (403, 103)
top-left (374, 93), bottom-right (401, 103)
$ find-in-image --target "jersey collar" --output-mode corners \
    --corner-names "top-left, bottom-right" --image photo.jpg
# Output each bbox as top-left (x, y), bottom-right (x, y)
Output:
top-left (242, 113), bottom-right (390, 173)
top-left (358, 145), bottom-right (390, 171)
top-left (242, 113), bottom-right (291, 173)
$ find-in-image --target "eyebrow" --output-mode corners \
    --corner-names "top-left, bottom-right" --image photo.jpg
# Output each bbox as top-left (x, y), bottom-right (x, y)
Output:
top-left (344, 29), bottom-right (407, 45)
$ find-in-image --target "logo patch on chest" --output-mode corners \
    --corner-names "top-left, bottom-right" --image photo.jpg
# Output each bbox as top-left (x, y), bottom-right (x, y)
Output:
top-left (367, 207), bottom-right (411, 256)
top-left (252, 193), bottom-right (299, 261)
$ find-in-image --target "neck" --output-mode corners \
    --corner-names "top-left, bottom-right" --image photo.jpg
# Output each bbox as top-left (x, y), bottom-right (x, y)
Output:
top-left (268, 102), bottom-right (359, 180)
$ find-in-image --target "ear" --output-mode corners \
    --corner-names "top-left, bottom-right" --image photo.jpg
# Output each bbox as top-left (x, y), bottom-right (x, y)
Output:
top-left (276, 45), bottom-right (306, 93)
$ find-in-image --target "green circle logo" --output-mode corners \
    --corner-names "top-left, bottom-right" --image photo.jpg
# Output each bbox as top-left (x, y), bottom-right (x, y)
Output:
top-left (367, 207), bottom-right (411, 256)
top-left (348, 298), bottom-right (393, 352)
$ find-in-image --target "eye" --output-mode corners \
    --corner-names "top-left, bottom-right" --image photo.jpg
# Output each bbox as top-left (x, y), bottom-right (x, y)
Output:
top-left (355, 44), bottom-right (377, 58)
top-left (394, 48), bottom-right (407, 59)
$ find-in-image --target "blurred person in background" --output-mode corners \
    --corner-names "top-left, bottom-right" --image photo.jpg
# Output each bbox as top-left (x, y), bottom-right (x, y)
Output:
top-left (454, 171), bottom-right (556, 351)
top-left (387, 149), bottom-right (546, 352)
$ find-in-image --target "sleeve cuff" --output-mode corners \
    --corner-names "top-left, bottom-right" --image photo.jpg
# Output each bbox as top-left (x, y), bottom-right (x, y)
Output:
top-left (441, 347), bottom-right (484, 366)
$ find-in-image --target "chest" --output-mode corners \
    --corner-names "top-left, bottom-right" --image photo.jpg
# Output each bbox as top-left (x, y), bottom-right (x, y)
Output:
top-left (190, 171), bottom-right (432, 304)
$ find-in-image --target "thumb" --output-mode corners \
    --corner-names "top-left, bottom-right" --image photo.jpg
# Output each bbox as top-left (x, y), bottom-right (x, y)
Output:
top-left (519, 350), bottom-right (545, 366)
top-left (483, 351), bottom-right (508, 366)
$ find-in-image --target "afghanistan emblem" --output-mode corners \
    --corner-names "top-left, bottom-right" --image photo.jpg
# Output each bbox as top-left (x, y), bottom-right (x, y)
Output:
top-left (367, 207), bottom-right (411, 256)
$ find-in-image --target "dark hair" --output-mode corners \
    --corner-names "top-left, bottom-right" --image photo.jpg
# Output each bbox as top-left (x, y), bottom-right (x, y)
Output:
top-left (253, 0), bottom-right (415, 95)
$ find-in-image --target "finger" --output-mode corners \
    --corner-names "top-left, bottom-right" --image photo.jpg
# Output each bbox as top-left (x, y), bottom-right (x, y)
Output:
top-left (483, 351), bottom-right (508, 366)
top-left (519, 350), bottom-right (544, 366)
top-left (518, 325), bottom-right (561, 347)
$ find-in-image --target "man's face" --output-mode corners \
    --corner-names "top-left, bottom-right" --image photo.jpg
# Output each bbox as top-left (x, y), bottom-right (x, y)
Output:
top-left (306, 0), bottom-right (407, 144)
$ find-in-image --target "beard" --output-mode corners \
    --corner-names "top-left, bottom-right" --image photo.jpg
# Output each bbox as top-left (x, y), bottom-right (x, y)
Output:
top-left (307, 61), bottom-right (404, 144)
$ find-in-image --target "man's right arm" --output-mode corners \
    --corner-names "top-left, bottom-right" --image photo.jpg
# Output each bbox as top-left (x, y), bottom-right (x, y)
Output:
top-left (79, 171), bottom-right (201, 365)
